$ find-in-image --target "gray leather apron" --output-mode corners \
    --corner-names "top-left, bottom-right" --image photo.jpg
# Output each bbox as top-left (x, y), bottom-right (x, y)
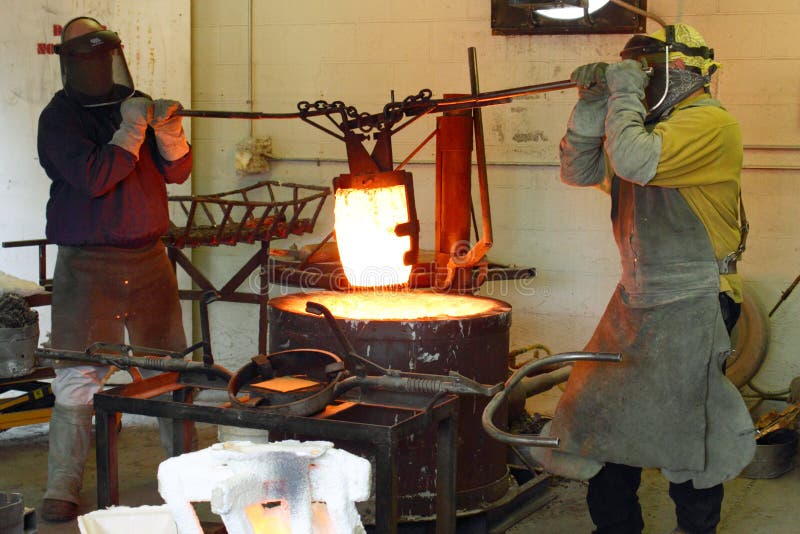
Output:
top-left (538, 177), bottom-right (755, 489)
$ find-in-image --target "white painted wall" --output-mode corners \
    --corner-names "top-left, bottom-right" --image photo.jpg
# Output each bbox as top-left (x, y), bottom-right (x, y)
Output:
top-left (0, 0), bottom-right (191, 343)
top-left (189, 0), bottom-right (800, 387)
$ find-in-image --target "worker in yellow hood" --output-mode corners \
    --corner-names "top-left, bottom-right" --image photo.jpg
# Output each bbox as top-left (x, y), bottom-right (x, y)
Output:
top-left (532, 23), bottom-right (754, 534)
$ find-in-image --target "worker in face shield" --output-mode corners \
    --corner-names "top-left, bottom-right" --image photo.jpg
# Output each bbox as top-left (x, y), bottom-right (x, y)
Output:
top-left (531, 23), bottom-right (755, 534)
top-left (37, 16), bottom-right (193, 523)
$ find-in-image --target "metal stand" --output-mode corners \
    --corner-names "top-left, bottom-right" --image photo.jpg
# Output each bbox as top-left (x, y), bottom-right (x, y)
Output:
top-left (168, 242), bottom-right (271, 353)
top-left (93, 372), bottom-right (459, 534)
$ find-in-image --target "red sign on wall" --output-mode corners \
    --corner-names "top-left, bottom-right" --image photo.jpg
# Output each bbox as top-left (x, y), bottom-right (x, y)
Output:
top-left (37, 24), bottom-right (63, 54)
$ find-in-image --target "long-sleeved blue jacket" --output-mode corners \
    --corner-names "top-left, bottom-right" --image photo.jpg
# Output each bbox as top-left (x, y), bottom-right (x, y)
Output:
top-left (38, 90), bottom-right (192, 247)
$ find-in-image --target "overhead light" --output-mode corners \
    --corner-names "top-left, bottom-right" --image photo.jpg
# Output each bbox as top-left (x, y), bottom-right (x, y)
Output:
top-left (531, 0), bottom-right (610, 21)
top-left (493, 1), bottom-right (653, 35)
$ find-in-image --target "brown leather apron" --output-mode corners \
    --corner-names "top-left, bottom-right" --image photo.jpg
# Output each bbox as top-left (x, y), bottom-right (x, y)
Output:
top-left (51, 240), bottom-right (186, 365)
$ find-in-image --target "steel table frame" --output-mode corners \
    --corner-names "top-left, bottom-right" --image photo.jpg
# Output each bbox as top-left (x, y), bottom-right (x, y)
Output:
top-left (92, 372), bottom-right (459, 534)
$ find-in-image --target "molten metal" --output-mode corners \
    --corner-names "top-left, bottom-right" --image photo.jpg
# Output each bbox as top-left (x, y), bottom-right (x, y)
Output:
top-left (334, 185), bottom-right (412, 288)
top-left (281, 291), bottom-right (503, 320)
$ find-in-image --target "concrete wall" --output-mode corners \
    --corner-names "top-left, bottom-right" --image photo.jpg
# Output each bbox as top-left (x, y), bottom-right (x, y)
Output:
top-left (186, 0), bottom-right (800, 387)
top-left (0, 0), bottom-right (191, 344)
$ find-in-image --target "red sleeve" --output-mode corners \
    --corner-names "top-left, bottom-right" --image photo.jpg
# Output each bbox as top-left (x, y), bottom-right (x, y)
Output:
top-left (38, 105), bottom-right (137, 198)
top-left (157, 146), bottom-right (193, 185)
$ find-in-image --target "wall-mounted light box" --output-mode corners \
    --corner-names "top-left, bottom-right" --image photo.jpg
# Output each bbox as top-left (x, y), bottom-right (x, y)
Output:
top-left (491, 0), bottom-right (647, 35)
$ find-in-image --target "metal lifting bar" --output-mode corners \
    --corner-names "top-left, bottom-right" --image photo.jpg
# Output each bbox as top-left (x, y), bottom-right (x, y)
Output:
top-left (175, 79), bottom-right (577, 124)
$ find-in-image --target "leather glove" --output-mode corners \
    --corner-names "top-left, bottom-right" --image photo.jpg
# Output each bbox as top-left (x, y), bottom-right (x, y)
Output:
top-left (571, 62), bottom-right (609, 102)
top-left (605, 59), bottom-right (649, 98)
top-left (150, 99), bottom-right (189, 161)
top-left (603, 59), bottom-right (661, 184)
top-left (565, 62), bottom-right (610, 140)
top-left (109, 97), bottom-right (153, 158)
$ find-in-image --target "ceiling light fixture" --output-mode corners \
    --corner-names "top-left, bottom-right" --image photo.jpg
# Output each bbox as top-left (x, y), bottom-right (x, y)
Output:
top-left (493, 0), bottom-right (656, 35)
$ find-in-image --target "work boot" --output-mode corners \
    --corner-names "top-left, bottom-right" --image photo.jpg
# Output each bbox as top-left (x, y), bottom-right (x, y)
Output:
top-left (41, 498), bottom-right (79, 522)
top-left (43, 403), bottom-right (94, 511)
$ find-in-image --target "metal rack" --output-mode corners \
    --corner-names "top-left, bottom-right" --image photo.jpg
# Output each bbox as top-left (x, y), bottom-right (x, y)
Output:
top-left (2, 181), bottom-right (330, 356)
top-left (93, 371), bottom-right (459, 534)
top-left (164, 180), bottom-right (329, 248)
top-left (164, 180), bottom-right (330, 354)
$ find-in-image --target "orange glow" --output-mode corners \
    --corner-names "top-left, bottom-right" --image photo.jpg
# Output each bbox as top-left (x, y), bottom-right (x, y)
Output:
top-left (334, 185), bottom-right (412, 288)
top-left (279, 291), bottom-right (505, 320)
top-left (245, 501), bottom-right (291, 534)
top-left (244, 501), bottom-right (335, 533)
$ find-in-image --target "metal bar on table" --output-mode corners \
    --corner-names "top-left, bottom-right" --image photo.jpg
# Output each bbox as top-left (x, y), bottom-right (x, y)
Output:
top-left (1, 239), bottom-right (48, 248)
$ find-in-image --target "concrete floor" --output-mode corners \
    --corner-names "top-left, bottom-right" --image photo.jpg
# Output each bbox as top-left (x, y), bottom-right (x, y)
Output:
top-left (2, 414), bottom-right (799, 533)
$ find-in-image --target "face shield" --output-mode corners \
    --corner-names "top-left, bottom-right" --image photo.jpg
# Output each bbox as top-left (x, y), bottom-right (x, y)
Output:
top-left (55, 30), bottom-right (134, 107)
top-left (620, 26), bottom-right (716, 122)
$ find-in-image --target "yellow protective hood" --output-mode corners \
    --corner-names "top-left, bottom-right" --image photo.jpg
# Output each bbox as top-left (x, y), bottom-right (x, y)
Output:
top-left (649, 23), bottom-right (721, 77)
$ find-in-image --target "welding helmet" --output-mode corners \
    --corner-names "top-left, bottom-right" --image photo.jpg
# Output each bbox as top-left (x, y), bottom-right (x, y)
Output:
top-left (55, 20), bottom-right (134, 107)
top-left (620, 24), bottom-right (720, 122)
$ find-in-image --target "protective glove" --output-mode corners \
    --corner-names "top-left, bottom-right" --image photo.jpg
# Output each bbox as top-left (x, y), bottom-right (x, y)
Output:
top-left (565, 62), bottom-right (610, 140)
top-left (109, 97), bottom-right (153, 158)
top-left (571, 62), bottom-right (609, 102)
top-left (605, 59), bottom-right (648, 99)
top-left (603, 59), bottom-right (661, 184)
top-left (150, 99), bottom-right (190, 161)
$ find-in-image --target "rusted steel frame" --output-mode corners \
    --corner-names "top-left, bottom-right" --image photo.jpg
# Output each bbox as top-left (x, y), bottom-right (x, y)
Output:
top-left (395, 127), bottom-right (438, 171)
top-left (167, 182), bottom-right (330, 247)
top-left (1, 239), bottom-right (51, 289)
top-left (435, 106), bottom-right (473, 289)
top-left (199, 199), bottom-right (217, 226)
top-left (218, 246), bottom-right (266, 297)
top-left (169, 244), bottom-right (271, 353)
top-left (469, 47), bottom-right (493, 253)
top-left (263, 204), bottom-right (288, 239)
top-left (298, 231), bottom-right (335, 271)
top-left (182, 200), bottom-right (199, 244)
top-left (231, 204), bottom-right (256, 243)
top-left (282, 199), bottom-right (305, 235)
top-left (169, 247), bottom-right (216, 293)
top-left (215, 202), bottom-right (235, 242)
top-left (307, 190), bottom-right (328, 229)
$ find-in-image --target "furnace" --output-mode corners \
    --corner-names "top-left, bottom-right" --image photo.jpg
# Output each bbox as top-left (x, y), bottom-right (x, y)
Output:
top-left (268, 290), bottom-right (512, 519)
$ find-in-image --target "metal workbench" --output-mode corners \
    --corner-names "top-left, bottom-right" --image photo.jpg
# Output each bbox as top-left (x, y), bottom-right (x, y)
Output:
top-left (92, 371), bottom-right (459, 534)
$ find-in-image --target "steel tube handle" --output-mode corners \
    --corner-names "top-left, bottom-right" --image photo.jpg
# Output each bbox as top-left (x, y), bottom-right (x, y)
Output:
top-left (175, 79), bottom-right (577, 122)
top-left (305, 301), bottom-right (388, 377)
top-left (481, 351), bottom-right (622, 448)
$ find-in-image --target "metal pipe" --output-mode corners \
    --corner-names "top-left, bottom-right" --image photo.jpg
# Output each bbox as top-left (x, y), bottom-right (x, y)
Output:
top-left (175, 79), bottom-right (577, 121)
top-left (35, 347), bottom-right (233, 381)
top-left (176, 109), bottom-right (317, 119)
top-left (607, 0), bottom-right (666, 28)
top-left (469, 47), bottom-right (494, 250)
top-left (517, 366), bottom-right (571, 397)
top-left (482, 351), bottom-right (621, 448)
top-left (769, 272), bottom-right (800, 317)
